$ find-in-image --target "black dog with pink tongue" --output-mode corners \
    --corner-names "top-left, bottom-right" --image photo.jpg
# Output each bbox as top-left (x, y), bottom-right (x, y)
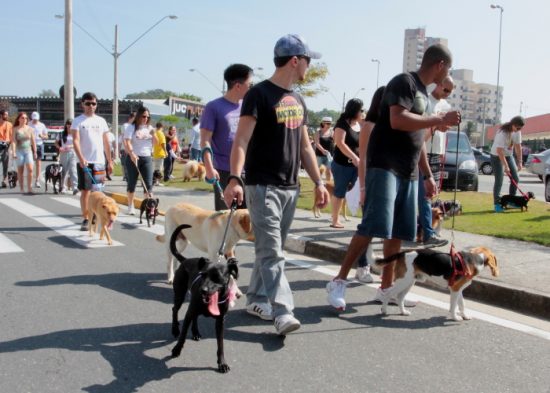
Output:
top-left (169, 223), bottom-right (238, 373)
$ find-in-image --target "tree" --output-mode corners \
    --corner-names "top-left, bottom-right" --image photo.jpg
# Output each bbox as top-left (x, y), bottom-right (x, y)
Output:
top-left (295, 63), bottom-right (329, 98)
top-left (124, 89), bottom-right (202, 102)
top-left (466, 121), bottom-right (477, 138)
top-left (307, 108), bottom-right (340, 129)
top-left (38, 89), bottom-right (57, 97)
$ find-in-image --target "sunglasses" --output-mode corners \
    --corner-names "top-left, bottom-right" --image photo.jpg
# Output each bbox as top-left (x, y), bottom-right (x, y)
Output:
top-left (84, 102), bottom-right (97, 107)
top-left (298, 55), bottom-right (311, 66)
top-left (141, 115), bottom-right (151, 119)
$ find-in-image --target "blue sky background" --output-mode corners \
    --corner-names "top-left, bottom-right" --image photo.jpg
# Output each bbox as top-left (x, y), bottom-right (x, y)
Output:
top-left (2, 0), bottom-right (548, 122)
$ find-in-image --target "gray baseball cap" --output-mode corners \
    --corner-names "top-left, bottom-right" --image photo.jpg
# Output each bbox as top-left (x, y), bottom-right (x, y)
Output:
top-left (274, 34), bottom-right (321, 59)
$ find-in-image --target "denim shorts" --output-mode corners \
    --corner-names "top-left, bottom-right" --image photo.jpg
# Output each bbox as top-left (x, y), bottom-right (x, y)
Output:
top-left (331, 161), bottom-right (357, 198)
top-left (356, 167), bottom-right (417, 241)
top-left (16, 150), bottom-right (34, 167)
top-left (316, 155), bottom-right (330, 167)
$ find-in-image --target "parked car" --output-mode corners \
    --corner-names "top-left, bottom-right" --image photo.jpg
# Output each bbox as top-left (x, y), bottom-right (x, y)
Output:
top-left (472, 147), bottom-right (493, 175)
top-left (544, 162), bottom-right (550, 202)
top-left (441, 131), bottom-right (478, 191)
top-left (43, 127), bottom-right (64, 161)
top-left (525, 148), bottom-right (550, 181)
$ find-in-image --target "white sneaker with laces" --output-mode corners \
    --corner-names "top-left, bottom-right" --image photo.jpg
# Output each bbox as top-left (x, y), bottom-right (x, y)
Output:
top-left (246, 302), bottom-right (273, 321)
top-left (127, 205), bottom-right (136, 215)
top-left (326, 279), bottom-right (347, 310)
top-left (373, 286), bottom-right (416, 307)
top-left (355, 266), bottom-right (374, 283)
top-left (274, 314), bottom-right (301, 335)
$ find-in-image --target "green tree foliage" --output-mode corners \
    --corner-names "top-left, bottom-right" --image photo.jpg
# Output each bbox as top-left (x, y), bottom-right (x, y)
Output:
top-left (38, 89), bottom-right (57, 97)
top-left (307, 108), bottom-right (340, 130)
top-left (295, 63), bottom-right (329, 98)
top-left (125, 89), bottom-right (202, 102)
top-left (466, 121), bottom-right (477, 138)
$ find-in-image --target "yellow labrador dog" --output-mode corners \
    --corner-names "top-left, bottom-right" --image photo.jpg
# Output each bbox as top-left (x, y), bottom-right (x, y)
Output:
top-left (156, 202), bottom-right (254, 284)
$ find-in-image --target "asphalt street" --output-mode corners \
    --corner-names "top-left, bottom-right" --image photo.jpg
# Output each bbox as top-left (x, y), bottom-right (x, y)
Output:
top-left (1, 191), bottom-right (549, 393)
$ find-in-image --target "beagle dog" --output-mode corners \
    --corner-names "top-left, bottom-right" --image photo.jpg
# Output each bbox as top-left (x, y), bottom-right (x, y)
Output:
top-left (375, 247), bottom-right (498, 321)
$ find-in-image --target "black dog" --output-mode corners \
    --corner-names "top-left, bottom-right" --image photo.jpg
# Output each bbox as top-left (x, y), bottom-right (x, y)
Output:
top-left (139, 197), bottom-right (159, 227)
top-left (170, 223), bottom-right (238, 373)
top-left (7, 170), bottom-right (17, 189)
top-left (44, 163), bottom-right (63, 194)
top-left (500, 192), bottom-right (535, 212)
top-left (153, 169), bottom-right (163, 185)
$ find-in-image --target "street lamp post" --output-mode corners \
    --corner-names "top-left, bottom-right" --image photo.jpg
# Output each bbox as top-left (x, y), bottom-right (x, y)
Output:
top-left (189, 69), bottom-right (223, 94)
top-left (352, 87), bottom-right (365, 98)
top-left (63, 0), bottom-right (74, 120)
top-left (371, 59), bottom-right (381, 89)
top-left (491, 4), bottom-right (504, 125)
top-left (55, 14), bottom-right (177, 157)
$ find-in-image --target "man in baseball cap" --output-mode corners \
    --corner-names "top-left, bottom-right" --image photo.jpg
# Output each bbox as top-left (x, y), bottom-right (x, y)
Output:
top-left (274, 34), bottom-right (322, 60)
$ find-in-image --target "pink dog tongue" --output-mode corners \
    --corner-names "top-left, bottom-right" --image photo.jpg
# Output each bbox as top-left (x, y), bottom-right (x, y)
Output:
top-left (107, 220), bottom-right (114, 231)
top-left (208, 292), bottom-right (220, 316)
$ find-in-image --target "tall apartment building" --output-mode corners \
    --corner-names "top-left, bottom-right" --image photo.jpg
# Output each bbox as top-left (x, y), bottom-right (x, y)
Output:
top-left (402, 28), bottom-right (448, 73)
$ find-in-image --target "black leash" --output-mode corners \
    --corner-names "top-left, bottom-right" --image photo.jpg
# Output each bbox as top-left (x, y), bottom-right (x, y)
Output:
top-left (131, 158), bottom-right (152, 198)
top-left (217, 199), bottom-right (238, 261)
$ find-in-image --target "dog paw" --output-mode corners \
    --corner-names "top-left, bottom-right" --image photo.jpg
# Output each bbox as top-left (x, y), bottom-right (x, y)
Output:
top-left (191, 333), bottom-right (202, 341)
top-left (218, 363), bottom-right (230, 373)
top-left (171, 345), bottom-right (183, 358)
top-left (381, 307), bottom-right (388, 315)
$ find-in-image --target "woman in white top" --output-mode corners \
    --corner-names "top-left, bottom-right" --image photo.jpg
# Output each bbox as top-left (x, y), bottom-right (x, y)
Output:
top-left (10, 112), bottom-right (37, 194)
top-left (55, 119), bottom-right (79, 194)
top-left (123, 106), bottom-right (158, 215)
top-left (490, 115), bottom-right (525, 212)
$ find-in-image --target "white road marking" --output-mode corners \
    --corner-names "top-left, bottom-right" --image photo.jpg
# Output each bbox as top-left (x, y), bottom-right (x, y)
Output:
top-left (0, 198), bottom-right (123, 248)
top-left (52, 197), bottom-right (164, 235)
top-left (287, 257), bottom-right (550, 342)
top-left (0, 232), bottom-right (24, 253)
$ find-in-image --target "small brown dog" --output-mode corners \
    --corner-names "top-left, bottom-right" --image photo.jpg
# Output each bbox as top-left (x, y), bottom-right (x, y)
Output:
top-left (182, 160), bottom-right (206, 182)
top-left (416, 207), bottom-right (445, 243)
top-left (88, 191), bottom-right (119, 245)
top-left (312, 181), bottom-right (348, 220)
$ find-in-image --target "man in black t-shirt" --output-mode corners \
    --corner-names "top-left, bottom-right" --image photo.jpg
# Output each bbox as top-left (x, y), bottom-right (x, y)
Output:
top-left (327, 44), bottom-right (461, 311)
top-left (224, 34), bottom-right (329, 335)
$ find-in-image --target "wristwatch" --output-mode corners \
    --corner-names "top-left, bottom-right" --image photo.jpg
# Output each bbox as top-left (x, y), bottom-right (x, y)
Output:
top-left (314, 179), bottom-right (325, 188)
top-left (422, 174), bottom-right (433, 181)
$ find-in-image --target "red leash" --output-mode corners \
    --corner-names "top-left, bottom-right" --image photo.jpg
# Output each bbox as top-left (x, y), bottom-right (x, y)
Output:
top-left (507, 174), bottom-right (530, 201)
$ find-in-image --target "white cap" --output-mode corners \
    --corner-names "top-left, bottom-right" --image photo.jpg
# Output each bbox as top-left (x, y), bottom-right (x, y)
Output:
top-left (321, 116), bottom-right (333, 123)
top-left (31, 112), bottom-right (40, 120)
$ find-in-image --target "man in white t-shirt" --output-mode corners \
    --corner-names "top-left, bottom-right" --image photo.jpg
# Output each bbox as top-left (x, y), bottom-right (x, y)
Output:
top-left (72, 92), bottom-right (112, 231)
top-left (29, 112), bottom-right (48, 188)
top-left (418, 76), bottom-right (454, 246)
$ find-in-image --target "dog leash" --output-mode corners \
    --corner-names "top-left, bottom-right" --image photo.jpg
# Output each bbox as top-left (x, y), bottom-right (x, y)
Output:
top-left (448, 121), bottom-right (462, 247)
top-left (507, 174), bottom-right (530, 200)
top-left (201, 146), bottom-right (225, 202)
top-left (83, 166), bottom-right (104, 192)
top-left (131, 158), bottom-right (152, 198)
top-left (217, 199), bottom-right (238, 262)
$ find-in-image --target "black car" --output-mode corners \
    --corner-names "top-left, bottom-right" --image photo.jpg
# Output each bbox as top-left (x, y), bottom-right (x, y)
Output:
top-left (43, 127), bottom-right (63, 161)
top-left (441, 131), bottom-right (478, 191)
top-left (472, 147), bottom-right (493, 175)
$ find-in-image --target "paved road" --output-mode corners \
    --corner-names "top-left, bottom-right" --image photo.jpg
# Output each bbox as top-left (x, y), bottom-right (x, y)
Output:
top-left (1, 192), bottom-right (549, 393)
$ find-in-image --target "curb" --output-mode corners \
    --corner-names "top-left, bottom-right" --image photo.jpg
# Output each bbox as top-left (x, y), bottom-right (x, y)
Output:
top-left (285, 234), bottom-right (550, 320)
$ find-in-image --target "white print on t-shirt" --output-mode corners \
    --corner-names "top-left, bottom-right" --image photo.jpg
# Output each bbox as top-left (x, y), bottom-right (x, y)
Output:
top-left (71, 114), bottom-right (109, 164)
top-left (225, 108), bottom-right (241, 142)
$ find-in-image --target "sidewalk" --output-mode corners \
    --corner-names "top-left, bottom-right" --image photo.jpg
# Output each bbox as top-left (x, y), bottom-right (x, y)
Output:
top-left (103, 176), bottom-right (550, 320)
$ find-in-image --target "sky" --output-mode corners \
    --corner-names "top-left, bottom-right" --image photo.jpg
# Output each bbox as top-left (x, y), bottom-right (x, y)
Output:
top-left (2, 0), bottom-right (549, 122)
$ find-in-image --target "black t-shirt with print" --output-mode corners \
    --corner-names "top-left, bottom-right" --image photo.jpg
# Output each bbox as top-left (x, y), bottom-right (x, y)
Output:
top-left (367, 72), bottom-right (428, 179)
top-left (333, 118), bottom-right (360, 167)
top-left (240, 80), bottom-right (307, 188)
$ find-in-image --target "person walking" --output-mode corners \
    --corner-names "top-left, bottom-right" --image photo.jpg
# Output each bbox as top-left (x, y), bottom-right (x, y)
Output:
top-left (417, 76), bottom-right (454, 245)
top-left (123, 106), bottom-right (157, 215)
top-left (490, 115), bottom-right (525, 212)
top-left (152, 122), bottom-right (167, 186)
top-left (29, 111), bottom-right (48, 188)
top-left (189, 118), bottom-right (201, 161)
top-left (314, 117), bottom-right (334, 181)
top-left (330, 98), bottom-right (363, 229)
top-left (72, 92), bottom-right (112, 231)
top-left (119, 112), bottom-right (136, 182)
top-left (55, 119), bottom-right (79, 195)
top-left (326, 44), bottom-right (461, 311)
top-left (200, 63), bottom-right (253, 210)
top-left (0, 110), bottom-right (13, 188)
top-left (10, 112), bottom-right (37, 194)
top-left (163, 125), bottom-right (179, 181)
top-left (224, 34), bottom-right (329, 335)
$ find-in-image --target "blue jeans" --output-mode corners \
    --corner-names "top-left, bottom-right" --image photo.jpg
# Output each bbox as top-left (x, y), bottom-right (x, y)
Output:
top-left (190, 148), bottom-right (201, 161)
top-left (490, 154), bottom-right (519, 204)
top-left (417, 176), bottom-right (434, 242)
top-left (245, 184), bottom-right (298, 318)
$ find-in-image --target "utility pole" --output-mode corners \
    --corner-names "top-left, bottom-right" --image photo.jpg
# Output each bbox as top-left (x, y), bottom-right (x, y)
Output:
top-left (63, 0), bottom-right (74, 120)
top-left (481, 97), bottom-right (487, 147)
top-left (113, 25), bottom-right (119, 157)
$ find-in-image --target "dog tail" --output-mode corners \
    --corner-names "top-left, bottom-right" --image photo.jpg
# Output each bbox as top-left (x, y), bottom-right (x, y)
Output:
top-left (169, 224), bottom-right (192, 263)
top-left (374, 251), bottom-right (407, 267)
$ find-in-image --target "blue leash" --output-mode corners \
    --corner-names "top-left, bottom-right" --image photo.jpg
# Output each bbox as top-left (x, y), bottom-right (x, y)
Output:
top-left (201, 146), bottom-right (224, 200)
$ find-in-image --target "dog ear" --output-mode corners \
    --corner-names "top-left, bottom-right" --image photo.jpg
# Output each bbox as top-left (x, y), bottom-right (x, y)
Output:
top-left (156, 198), bottom-right (159, 204)
top-left (198, 257), bottom-right (209, 271)
top-left (239, 213), bottom-right (252, 234)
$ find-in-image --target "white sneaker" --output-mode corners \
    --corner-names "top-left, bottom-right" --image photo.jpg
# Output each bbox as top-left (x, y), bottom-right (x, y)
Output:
top-left (274, 314), bottom-right (301, 335)
top-left (127, 205), bottom-right (136, 215)
top-left (355, 266), bottom-right (374, 283)
top-left (326, 279), bottom-right (347, 311)
top-left (34, 180), bottom-right (41, 188)
top-left (246, 302), bottom-right (273, 321)
top-left (373, 286), bottom-right (416, 307)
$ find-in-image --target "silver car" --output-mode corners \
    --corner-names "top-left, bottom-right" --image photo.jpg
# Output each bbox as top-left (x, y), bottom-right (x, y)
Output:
top-left (525, 148), bottom-right (550, 181)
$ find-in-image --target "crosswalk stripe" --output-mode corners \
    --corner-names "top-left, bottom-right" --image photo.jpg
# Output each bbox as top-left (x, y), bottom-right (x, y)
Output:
top-left (0, 232), bottom-right (24, 254)
top-left (0, 198), bottom-right (124, 248)
top-left (52, 197), bottom-right (165, 235)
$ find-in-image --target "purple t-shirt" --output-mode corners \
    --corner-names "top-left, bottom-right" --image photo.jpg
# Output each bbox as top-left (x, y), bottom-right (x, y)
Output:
top-left (199, 97), bottom-right (241, 172)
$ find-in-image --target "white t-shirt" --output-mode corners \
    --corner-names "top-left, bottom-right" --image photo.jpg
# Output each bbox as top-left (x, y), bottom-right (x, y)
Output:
top-left (424, 96), bottom-right (451, 155)
top-left (490, 129), bottom-right (522, 156)
top-left (71, 114), bottom-right (109, 164)
top-left (124, 124), bottom-right (154, 156)
top-left (29, 121), bottom-right (47, 146)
